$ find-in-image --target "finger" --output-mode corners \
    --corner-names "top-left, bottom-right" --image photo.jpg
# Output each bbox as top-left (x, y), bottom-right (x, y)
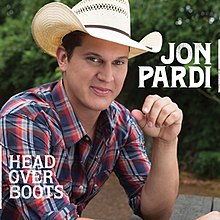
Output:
top-left (142, 94), bottom-right (161, 114)
top-left (156, 102), bottom-right (179, 127)
top-left (145, 96), bottom-right (172, 126)
top-left (162, 108), bottom-right (183, 127)
top-left (131, 109), bottom-right (146, 129)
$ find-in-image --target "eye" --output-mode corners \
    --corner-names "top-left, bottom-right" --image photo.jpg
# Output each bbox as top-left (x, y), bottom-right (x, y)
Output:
top-left (87, 56), bottom-right (103, 64)
top-left (113, 60), bottom-right (125, 65)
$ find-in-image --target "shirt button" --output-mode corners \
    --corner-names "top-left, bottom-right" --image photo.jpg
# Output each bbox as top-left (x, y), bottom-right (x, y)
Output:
top-left (85, 136), bottom-right (90, 142)
top-left (79, 185), bottom-right (84, 190)
top-left (94, 183), bottom-right (98, 189)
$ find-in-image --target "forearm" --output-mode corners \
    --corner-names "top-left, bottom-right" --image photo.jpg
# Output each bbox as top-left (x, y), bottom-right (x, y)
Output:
top-left (140, 138), bottom-right (179, 219)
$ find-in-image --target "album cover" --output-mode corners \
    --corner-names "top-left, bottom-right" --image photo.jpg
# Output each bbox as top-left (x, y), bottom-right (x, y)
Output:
top-left (0, 0), bottom-right (220, 219)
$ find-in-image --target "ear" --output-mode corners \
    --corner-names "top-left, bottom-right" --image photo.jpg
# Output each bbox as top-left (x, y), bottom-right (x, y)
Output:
top-left (56, 46), bottom-right (68, 72)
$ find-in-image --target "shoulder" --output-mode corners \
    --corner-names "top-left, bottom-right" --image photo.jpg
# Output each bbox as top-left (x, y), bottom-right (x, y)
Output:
top-left (0, 81), bottom-right (57, 121)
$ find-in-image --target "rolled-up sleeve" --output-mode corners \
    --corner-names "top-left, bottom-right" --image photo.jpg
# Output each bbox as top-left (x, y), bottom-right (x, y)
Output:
top-left (114, 114), bottom-right (151, 217)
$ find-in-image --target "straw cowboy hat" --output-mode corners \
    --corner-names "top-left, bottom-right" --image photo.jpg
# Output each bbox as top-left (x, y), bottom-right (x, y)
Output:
top-left (32, 0), bottom-right (163, 59)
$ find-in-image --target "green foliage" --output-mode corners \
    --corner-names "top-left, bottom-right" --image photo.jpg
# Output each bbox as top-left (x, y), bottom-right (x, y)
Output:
top-left (34, 67), bottom-right (62, 86)
top-left (0, 1), bottom-right (22, 24)
top-left (119, 0), bottom-right (220, 173)
top-left (0, 0), bottom-right (56, 104)
top-left (193, 151), bottom-right (220, 179)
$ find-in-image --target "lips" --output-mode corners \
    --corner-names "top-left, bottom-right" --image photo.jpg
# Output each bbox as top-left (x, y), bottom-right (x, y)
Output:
top-left (90, 86), bottom-right (112, 96)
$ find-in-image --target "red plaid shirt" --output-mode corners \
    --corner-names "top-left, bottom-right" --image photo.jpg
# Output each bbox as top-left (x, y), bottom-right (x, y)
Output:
top-left (0, 79), bottom-right (151, 220)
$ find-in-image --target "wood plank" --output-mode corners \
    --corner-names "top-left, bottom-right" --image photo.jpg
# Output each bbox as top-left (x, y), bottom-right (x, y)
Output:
top-left (171, 195), bottom-right (213, 220)
top-left (212, 197), bottom-right (220, 211)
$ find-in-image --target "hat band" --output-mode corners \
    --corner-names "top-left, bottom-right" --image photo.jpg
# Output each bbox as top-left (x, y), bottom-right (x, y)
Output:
top-left (85, 25), bottom-right (130, 38)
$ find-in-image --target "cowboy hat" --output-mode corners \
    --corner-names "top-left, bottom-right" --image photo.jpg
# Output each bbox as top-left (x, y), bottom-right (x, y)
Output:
top-left (32, 0), bottom-right (163, 59)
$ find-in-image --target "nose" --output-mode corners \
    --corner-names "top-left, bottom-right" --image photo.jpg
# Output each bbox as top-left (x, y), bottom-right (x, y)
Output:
top-left (96, 63), bottom-right (114, 82)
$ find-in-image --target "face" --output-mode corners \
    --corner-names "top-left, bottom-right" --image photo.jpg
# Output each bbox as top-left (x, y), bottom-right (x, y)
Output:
top-left (57, 34), bottom-right (129, 114)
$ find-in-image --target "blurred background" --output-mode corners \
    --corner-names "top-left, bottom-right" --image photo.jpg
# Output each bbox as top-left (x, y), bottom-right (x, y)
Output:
top-left (1, 0), bottom-right (220, 219)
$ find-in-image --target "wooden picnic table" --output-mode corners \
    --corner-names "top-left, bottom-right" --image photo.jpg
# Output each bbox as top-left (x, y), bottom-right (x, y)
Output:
top-left (171, 194), bottom-right (220, 219)
top-left (0, 194), bottom-right (219, 219)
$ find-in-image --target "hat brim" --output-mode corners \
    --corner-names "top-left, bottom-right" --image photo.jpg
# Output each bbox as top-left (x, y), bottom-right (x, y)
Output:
top-left (32, 2), bottom-right (162, 59)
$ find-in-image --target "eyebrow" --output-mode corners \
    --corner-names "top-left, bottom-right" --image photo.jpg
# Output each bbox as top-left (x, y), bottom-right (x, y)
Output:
top-left (83, 52), bottom-right (128, 60)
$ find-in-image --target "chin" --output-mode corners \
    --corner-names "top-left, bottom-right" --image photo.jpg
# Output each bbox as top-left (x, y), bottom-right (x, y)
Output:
top-left (90, 100), bottom-right (112, 111)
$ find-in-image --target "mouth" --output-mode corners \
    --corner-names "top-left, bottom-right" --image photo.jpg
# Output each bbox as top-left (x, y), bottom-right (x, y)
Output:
top-left (90, 86), bottom-right (112, 96)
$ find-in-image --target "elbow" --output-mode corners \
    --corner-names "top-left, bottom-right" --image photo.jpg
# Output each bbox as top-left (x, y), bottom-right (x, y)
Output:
top-left (140, 200), bottom-right (175, 220)
top-left (141, 208), bottom-right (174, 220)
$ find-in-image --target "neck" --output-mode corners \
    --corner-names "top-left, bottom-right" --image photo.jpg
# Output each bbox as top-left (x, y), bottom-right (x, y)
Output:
top-left (73, 105), bottom-right (101, 140)
top-left (62, 79), bottom-right (101, 140)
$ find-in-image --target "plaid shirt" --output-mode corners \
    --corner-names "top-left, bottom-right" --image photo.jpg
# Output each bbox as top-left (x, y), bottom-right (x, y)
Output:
top-left (0, 79), bottom-right (151, 220)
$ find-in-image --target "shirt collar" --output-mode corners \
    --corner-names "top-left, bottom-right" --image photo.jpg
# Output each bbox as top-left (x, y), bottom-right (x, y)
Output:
top-left (51, 79), bottom-right (114, 147)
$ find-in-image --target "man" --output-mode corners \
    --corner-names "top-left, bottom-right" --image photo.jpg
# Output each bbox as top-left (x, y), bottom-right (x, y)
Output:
top-left (0, 0), bottom-right (182, 219)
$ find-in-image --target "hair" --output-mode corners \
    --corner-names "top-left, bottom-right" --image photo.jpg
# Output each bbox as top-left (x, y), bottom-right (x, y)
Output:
top-left (62, 30), bottom-right (87, 61)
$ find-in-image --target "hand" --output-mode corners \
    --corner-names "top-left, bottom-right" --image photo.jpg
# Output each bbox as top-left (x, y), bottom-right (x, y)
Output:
top-left (196, 211), bottom-right (220, 220)
top-left (131, 95), bottom-right (183, 143)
